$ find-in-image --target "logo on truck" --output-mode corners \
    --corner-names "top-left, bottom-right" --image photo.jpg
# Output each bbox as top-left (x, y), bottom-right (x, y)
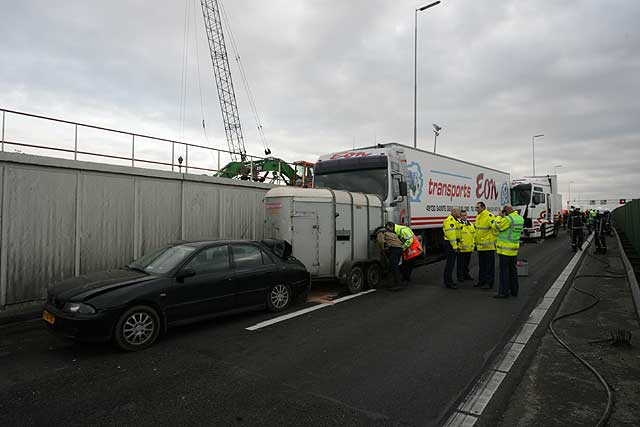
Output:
top-left (500, 182), bottom-right (510, 205)
top-left (475, 173), bottom-right (500, 201)
top-left (329, 151), bottom-right (372, 160)
top-left (407, 162), bottom-right (424, 202)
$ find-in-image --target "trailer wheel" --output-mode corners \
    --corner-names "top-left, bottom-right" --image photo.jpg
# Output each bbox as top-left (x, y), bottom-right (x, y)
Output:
top-left (366, 263), bottom-right (382, 289)
top-left (346, 266), bottom-right (365, 294)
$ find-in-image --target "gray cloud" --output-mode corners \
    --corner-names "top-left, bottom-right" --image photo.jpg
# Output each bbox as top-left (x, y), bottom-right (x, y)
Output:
top-left (1, 0), bottom-right (639, 202)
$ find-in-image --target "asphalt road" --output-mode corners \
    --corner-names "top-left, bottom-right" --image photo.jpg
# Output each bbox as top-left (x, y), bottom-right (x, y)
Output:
top-left (0, 231), bottom-right (575, 427)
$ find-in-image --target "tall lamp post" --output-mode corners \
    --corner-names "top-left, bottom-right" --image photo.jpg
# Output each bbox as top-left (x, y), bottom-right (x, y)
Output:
top-left (568, 180), bottom-right (575, 208)
top-left (554, 164), bottom-right (562, 175)
top-left (433, 123), bottom-right (442, 153)
top-left (532, 134), bottom-right (544, 175)
top-left (413, 1), bottom-right (441, 149)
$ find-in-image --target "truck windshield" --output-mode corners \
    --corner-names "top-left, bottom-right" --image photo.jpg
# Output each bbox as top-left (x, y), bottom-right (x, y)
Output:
top-left (314, 168), bottom-right (388, 200)
top-left (511, 184), bottom-right (532, 206)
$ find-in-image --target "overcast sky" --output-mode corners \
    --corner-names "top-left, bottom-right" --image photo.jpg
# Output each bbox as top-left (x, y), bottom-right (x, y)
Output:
top-left (1, 0), bottom-right (638, 202)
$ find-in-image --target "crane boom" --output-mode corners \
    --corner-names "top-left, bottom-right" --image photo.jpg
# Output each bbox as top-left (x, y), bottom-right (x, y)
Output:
top-left (199, 0), bottom-right (246, 161)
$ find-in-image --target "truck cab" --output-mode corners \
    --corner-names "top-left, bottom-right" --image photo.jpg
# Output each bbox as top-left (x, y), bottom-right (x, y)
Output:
top-left (511, 175), bottom-right (562, 238)
top-left (313, 145), bottom-right (410, 226)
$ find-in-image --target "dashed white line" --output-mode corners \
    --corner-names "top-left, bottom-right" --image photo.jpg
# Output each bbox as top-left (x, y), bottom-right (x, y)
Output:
top-left (245, 289), bottom-right (376, 331)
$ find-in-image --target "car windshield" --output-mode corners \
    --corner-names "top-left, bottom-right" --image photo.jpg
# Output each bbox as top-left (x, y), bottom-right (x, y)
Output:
top-left (314, 168), bottom-right (388, 199)
top-left (129, 245), bottom-right (196, 274)
top-left (511, 184), bottom-right (532, 206)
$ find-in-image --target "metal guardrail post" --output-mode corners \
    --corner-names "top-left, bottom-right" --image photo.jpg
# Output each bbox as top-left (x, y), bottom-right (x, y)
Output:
top-left (217, 150), bottom-right (221, 172)
top-left (278, 160), bottom-right (282, 185)
top-left (171, 142), bottom-right (175, 172)
top-left (74, 124), bottom-right (78, 160)
top-left (131, 134), bottom-right (135, 167)
top-left (1, 110), bottom-right (5, 152)
top-left (185, 145), bottom-right (189, 174)
top-left (250, 156), bottom-right (254, 179)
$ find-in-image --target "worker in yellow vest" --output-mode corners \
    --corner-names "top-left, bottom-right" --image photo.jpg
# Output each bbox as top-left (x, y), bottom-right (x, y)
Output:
top-left (474, 201), bottom-right (497, 289)
top-left (493, 204), bottom-right (525, 299)
top-left (442, 207), bottom-right (461, 289)
top-left (457, 209), bottom-right (476, 282)
top-left (386, 222), bottom-right (421, 286)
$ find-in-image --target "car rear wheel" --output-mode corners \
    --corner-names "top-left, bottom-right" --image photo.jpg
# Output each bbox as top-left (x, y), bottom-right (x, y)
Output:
top-left (113, 305), bottom-right (160, 352)
top-left (267, 283), bottom-right (291, 312)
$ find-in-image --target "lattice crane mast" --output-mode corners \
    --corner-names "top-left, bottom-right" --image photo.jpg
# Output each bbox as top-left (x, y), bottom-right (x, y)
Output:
top-left (199, 0), bottom-right (246, 162)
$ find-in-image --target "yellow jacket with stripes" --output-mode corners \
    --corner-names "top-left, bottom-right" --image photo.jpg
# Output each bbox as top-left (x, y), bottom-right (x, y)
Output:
top-left (442, 215), bottom-right (460, 250)
top-left (474, 209), bottom-right (497, 251)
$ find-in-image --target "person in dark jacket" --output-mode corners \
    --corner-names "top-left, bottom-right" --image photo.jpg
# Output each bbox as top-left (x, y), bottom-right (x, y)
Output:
top-left (568, 207), bottom-right (584, 252)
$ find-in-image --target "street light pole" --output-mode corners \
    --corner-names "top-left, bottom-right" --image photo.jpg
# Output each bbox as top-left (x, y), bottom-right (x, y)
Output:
top-left (554, 164), bottom-right (562, 175)
top-left (413, 1), bottom-right (441, 149)
top-left (532, 134), bottom-right (544, 175)
top-left (568, 180), bottom-right (575, 208)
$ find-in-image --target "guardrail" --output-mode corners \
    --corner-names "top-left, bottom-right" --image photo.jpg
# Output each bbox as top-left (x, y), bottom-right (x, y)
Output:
top-left (612, 199), bottom-right (640, 255)
top-left (0, 108), bottom-right (294, 183)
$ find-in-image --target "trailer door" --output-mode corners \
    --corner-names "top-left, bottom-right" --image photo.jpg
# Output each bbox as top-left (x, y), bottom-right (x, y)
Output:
top-left (292, 214), bottom-right (320, 275)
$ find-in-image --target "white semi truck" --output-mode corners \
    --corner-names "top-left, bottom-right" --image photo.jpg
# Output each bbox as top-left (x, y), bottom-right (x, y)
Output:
top-left (264, 187), bottom-right (385, 293)
top-left (511, 175), bottom-right (563, 239)
top-left (312, 143), bottom-right (511, 253)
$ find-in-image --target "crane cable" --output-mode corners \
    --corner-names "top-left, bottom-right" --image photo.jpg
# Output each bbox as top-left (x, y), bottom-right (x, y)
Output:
top-left (219, 1), bottom-right (271, 155)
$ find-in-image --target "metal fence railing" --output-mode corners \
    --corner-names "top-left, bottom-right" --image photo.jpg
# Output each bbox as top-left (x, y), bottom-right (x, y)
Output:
top-left (0, 108), bottom-right (295, 185)
top-left (612, 199), bottom-right (640, 255)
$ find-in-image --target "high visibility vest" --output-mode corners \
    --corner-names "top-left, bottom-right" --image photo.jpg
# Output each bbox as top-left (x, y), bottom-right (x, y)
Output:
top-left (495, 212), bottom-right (524, 256)
top-left (394, 224), bottom-right (415, 251)
top-left (403, 237), bottom-right (424, 260)
top-left (459, 221), bottom-right (476, 253)
top-left (442, 215), bottom-right (459, 249)
top-left (475, 209), bottom-right (497, 251)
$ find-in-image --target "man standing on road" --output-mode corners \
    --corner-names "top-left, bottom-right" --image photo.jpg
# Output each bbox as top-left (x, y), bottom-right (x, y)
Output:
top-left (493, 204), bottom-right (524, 299)
top-left (457, 210), bottom-right (475, 282)
top-left (376, 226), bottom-right (403, 288)
top-left (474, 201), bottom-right (497, 289)
top-left (568, 207), bottom-right (584, 252)
top-left (594, 209), bottom-right (608, 254)
top-left (442, 208), bottom-right (461, 289)
top-left (387, 222), bottom-right (421, 286)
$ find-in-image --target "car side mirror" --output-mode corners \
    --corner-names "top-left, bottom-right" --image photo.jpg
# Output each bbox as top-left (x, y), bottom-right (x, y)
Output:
top-left (399, 181), bottom-right (408, 197)
top-left (176, 268), bottom-right (196, 282)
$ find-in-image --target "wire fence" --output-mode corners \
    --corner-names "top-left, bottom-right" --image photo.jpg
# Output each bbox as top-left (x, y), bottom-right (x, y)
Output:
top-left (0, 108), bottom-right (296, 184)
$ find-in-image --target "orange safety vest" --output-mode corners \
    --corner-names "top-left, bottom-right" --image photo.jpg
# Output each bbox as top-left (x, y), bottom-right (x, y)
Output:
top-left (402, 237), bottom-right (424, 261)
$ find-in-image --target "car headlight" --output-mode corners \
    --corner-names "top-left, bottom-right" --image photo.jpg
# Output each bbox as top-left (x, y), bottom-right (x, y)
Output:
top-left (63, 302), bottom-right (96, 314)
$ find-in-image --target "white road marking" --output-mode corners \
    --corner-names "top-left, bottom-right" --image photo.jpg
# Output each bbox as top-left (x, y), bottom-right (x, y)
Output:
top-left (444, 234), bottom-right (593, 427)
top-left (245, 289), bottom-right (376, 331)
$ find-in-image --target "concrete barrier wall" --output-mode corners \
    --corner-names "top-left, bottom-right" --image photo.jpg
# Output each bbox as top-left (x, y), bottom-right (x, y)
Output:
top-left (0, 153), bottom-right (272, 307)
top-left (612, 199), bottom-right (640, 256)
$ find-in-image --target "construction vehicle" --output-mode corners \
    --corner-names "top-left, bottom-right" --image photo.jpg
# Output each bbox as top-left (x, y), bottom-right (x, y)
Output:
top-left (199, 0), bottom-right (314, 186)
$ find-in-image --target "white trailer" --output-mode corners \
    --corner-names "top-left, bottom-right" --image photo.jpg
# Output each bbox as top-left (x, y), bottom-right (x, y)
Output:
top-left (313, 143), bottom-right (511, 252)
top-left (264, 187), bottom-right (384, 293)
top-left (511, 175), bottom-right (563, 239)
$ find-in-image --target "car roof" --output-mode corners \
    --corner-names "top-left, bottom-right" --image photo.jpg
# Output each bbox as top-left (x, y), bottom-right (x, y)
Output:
top-left (172, 239), bottom-right (261, 248)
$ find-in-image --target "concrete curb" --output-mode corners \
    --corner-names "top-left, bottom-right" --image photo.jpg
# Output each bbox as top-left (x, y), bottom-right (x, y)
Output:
top-left (613, 228), bottom-right (640, 322)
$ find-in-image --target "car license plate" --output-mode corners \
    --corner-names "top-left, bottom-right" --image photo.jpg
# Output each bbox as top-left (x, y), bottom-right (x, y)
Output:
top-left (42, 310), bottom-right (55, 325)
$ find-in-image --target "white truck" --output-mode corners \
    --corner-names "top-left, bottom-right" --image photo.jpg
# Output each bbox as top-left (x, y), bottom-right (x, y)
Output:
top-left (264, 187), bottom-right (385, 293)
top-left (313, 143), bottom-right (511, 253)
top-left (511, 175), bottom-right (563, 239)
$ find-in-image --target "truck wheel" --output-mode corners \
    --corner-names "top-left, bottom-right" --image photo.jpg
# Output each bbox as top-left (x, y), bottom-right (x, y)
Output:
top-left (366, 263), bottom-right (382, 289)
top-left (347, 266), bottom-right (365, 294)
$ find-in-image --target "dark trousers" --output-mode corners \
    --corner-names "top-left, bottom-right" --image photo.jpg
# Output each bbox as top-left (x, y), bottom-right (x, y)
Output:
top-left (595, 233), bottom-right (607, 252)
top-left (572, 227), bottom-right (584, 251)
top-left (386, 247), bottom-right (402, 285)
top-left (444, 244), bottom-right (457, 285)
top-left (401, 256), bottom-right (415, 283)
top-left (478, 250), bottom-right (495, 287)
top-left (457, 252), bottom-right (471, 280)
top-left (498, 255), bottom-right (518, 297)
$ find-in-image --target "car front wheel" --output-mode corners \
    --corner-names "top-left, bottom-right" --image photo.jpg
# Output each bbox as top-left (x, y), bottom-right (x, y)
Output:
top-left (113, 305), bottom-right (161, 352)
top-left (267, 283), bottom-right (291, 312)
